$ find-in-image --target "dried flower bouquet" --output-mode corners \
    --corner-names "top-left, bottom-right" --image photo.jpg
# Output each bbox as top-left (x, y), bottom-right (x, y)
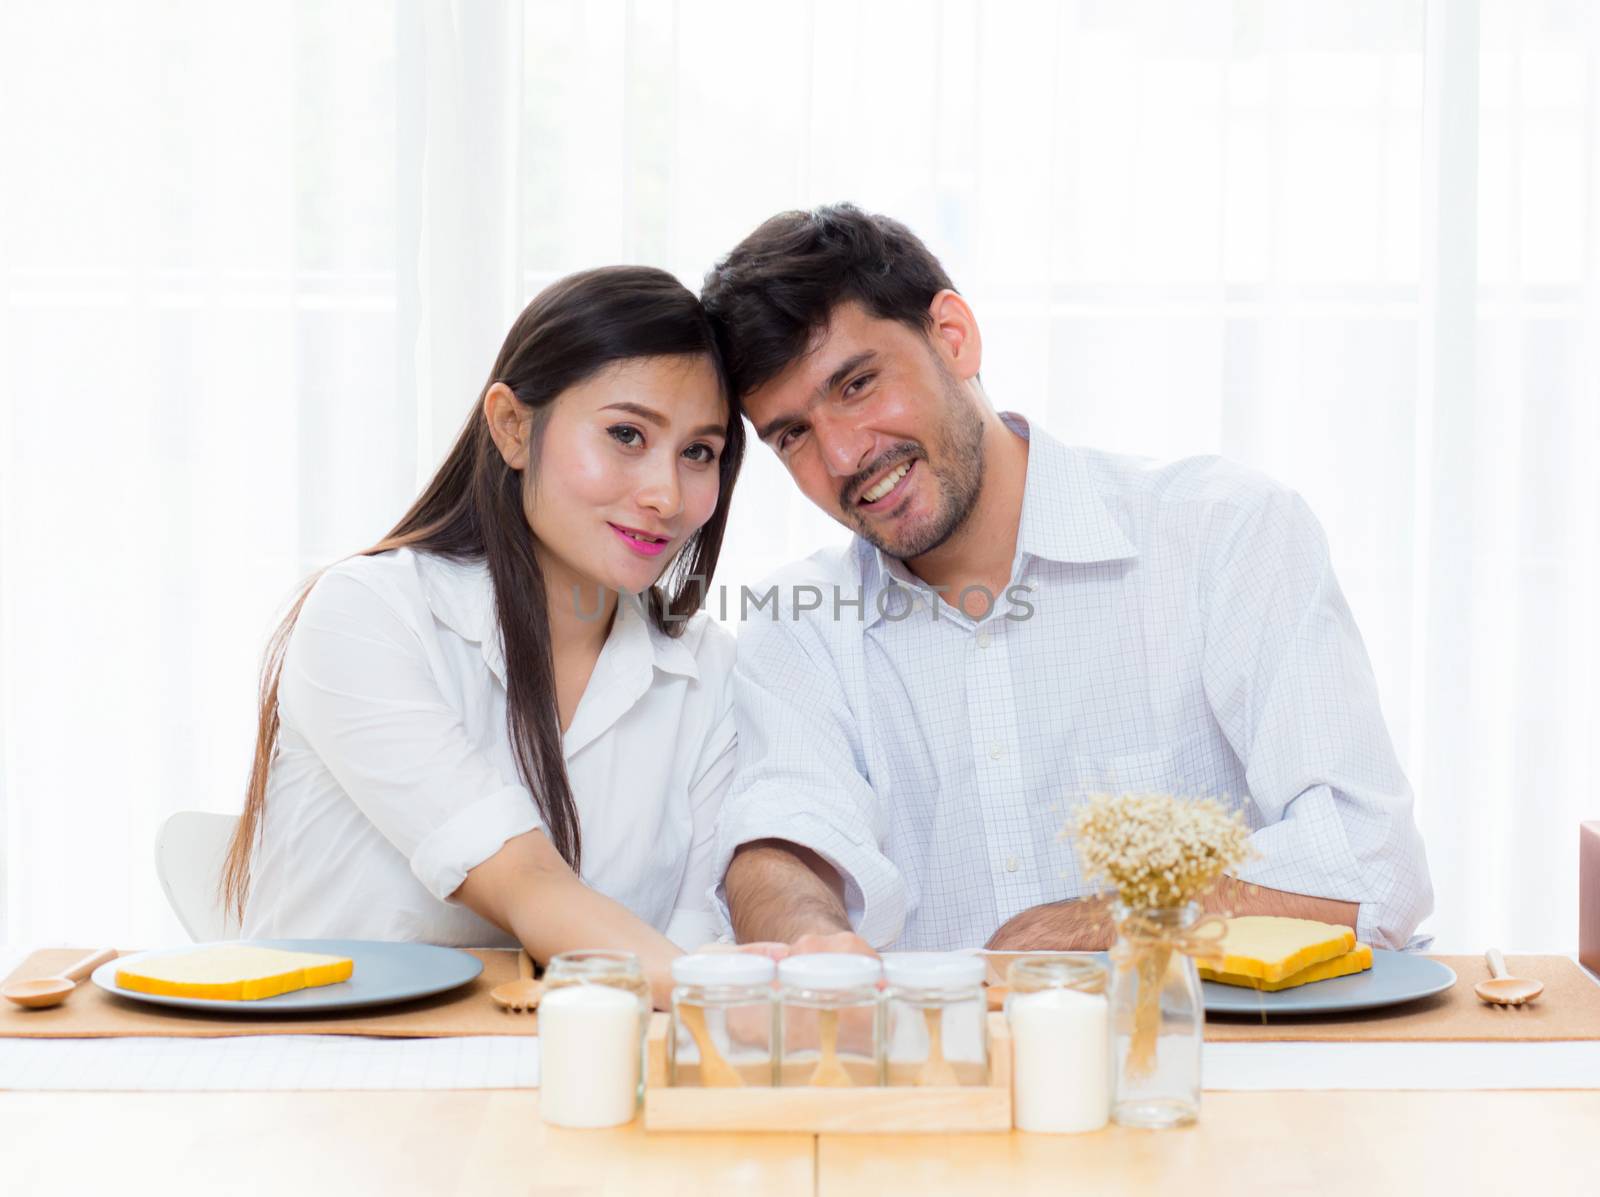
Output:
top-left (1068, 792), bottom-right (1255, 1077)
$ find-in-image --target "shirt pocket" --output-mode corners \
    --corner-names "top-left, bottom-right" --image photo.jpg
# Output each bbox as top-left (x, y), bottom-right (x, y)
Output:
top-left (1064, 731), bottom-right (1213, 798)
top-left (1063, 732), bottom-right (1260, 828)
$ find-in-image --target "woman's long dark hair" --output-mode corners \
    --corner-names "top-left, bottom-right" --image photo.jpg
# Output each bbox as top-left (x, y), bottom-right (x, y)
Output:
top-left (221, 266), bottom-right (744, 922)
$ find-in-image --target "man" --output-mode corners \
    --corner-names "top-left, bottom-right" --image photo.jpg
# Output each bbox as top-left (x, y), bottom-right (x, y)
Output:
top-left (701, 204), bottom-right (1432, 956)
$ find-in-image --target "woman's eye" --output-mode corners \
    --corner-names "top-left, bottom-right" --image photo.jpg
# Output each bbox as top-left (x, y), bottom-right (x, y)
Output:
top-left (608, 424), bottom-right (643, 448)
top-left (683, 442), bottom-right (718, 464)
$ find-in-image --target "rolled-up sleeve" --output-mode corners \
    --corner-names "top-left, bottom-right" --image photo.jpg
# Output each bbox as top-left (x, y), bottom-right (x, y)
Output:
top-left (712, 612), bottom-right (907, 948)
top-left (1201, 488), bottom-right (1434, 948)
top-left (277, 569), bottom-right (541, 903)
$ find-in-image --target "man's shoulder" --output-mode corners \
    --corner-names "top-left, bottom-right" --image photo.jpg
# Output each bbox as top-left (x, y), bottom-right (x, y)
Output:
top-left (749, 539), bottom-right (863, 592)
top-left (729, 539), bottom-right (865, 658)
top-left (1074, 446), bottom-right (1294, 519)
top-left (1080, 451), bottom-right (1336, 593)
top-left (1065, 448), bottom-right (1314, 565)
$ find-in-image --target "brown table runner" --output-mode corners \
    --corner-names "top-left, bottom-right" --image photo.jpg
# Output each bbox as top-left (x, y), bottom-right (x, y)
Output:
top-left (1204, 955), bottom-right (1600, 1042)
top-left (7, 951), bottom-right (1596, 1043)
top-left (1, 948), bottom-right (535, 1038)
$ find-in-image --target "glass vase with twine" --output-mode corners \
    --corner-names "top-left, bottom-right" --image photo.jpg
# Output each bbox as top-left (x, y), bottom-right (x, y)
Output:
top-left (1108, 900), bottom-right (1226, 1128)
top-left (1065, 790), bottom-right (1255, 1130)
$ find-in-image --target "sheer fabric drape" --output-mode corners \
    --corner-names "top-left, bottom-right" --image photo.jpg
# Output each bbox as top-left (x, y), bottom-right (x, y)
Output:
top-left (1, 0), bottom-right (1592, 951)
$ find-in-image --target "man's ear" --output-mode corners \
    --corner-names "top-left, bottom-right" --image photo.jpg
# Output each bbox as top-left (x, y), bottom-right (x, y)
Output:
top-left (484, 382), bottom-right (533, 470)
top-left (928, 289), bottom-right (982, 383)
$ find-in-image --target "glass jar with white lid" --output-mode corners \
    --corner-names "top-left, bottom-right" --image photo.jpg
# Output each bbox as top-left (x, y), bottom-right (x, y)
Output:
top-left (668, 952), bottom-right (776, 1087)
top-left (882, 953), bottom-right (989, 1086)
top-left (775, 953), bottom-right (883, 1087)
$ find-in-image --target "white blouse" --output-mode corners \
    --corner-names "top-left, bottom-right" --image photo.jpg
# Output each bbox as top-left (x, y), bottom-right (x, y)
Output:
top-left (242, 546), bottom-right (736, 950)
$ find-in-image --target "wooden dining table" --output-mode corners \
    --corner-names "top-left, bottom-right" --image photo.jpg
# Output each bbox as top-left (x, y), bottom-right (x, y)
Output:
top-left (3, 1087), bottom-right (1595, 1195)
top-left (4, 944), bottom-right (1596, 1196)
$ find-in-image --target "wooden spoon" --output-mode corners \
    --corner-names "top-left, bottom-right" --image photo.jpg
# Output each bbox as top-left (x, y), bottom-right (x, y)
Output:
top-left (915, 1006), bottom-right (959, 1087)
top-left (677, 1004), bottom-right (745, 1087)
top-left (2, 947), bottom-right (118, 1009)
top-left (807, 1008), bottom-right (854, 1087)
top-left (489, 950), bottom-right (544, 1014)
top-left (1474, 949), bottom-right (1543, 1007)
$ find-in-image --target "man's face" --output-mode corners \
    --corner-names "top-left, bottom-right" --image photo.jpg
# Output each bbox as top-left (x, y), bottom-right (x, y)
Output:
top-left (744, 300), bottom-right (986, 561)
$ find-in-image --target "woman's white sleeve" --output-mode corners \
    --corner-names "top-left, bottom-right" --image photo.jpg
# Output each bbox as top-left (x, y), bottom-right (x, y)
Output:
top-left (276, 569), bottom-right (542, 903)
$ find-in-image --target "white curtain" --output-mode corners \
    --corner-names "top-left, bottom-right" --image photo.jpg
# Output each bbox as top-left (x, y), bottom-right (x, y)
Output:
top-left (1, 0), bottom-right (1593, 953)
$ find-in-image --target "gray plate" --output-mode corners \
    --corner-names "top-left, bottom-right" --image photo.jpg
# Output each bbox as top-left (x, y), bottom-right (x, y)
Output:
top-left (1202, 948), bottom-right (1457, 1017)
top-left (91, 939), bottom-right (483, 1015)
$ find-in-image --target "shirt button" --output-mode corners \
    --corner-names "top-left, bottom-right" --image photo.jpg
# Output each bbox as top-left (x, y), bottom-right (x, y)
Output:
top-left (1005, 856), bottom-right (1019, 873)
top-left (976, 630), bottom-right (991, 649)
top-left (989, 743), bottom-right (1004, 760)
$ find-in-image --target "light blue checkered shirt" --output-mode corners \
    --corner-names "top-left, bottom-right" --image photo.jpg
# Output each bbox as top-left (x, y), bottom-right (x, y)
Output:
top-left (713, 413), bottom-right (1432, 951)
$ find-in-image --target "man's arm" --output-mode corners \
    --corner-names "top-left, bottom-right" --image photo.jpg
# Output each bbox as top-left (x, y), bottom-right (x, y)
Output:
top-left (1201, 486), bottom-right (1433, 947)
top-left (986, 895), bottom-right (1113, 951)
top-left (1199, 876), bottom-right (1357, 928)
top-left (711, 598), bottom-right (908, 950)
top-left (985, 877), bottom-right (1357, 951)
top-left (725, 840), bottom-right (875, 955)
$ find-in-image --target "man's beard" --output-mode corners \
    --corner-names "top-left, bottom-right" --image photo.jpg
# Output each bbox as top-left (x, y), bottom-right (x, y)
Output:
top-left (845, 370), bottom-right (986, 561)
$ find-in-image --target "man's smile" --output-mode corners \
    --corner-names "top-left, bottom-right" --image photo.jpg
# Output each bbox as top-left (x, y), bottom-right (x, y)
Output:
top-left (850, 456), bottom-right (921, 512)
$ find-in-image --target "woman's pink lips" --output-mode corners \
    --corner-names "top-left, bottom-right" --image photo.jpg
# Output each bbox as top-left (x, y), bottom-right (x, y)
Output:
top-left (857, 459), bottom-right (916, 512)
top-left (608, 522), bottom-right (670, 557)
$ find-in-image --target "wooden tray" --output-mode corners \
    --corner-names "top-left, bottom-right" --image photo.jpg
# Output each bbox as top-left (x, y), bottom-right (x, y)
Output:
top-left (643, 1011), bottom-right (1012, 1133)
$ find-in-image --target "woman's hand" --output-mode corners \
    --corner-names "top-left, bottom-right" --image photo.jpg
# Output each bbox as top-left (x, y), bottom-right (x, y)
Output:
top-left (453, 829), bottom-right (685, 1008)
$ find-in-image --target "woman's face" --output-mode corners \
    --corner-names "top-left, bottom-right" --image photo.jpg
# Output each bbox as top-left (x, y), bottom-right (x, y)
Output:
top-left (523, 354), bottom-right (728, 599)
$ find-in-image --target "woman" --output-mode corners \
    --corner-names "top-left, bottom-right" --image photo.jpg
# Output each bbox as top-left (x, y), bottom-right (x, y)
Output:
top-left (222, 266), bottom-right (746, 1007)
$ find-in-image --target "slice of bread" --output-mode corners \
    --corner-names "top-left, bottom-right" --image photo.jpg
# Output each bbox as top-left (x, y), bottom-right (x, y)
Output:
top-left (1203, 915), bottom-right (1358, 984)
top-left (1200, 942), bottom-right (1374, 991)
top-left (116, 945), bottom-right (354, 1001)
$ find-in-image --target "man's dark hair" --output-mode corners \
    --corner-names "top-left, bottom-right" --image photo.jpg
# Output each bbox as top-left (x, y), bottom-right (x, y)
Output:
top-left (701, 203), bottom-right (957, 399)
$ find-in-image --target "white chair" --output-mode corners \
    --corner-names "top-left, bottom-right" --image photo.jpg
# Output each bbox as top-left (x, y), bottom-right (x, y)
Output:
top-left (154, 811), bottom-right (243, 942)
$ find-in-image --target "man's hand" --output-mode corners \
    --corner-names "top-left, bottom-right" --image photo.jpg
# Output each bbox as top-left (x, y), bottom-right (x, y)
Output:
top-left (985, 877), bottom-right (1358, 954)
top-left (692, 940), bottom-right (793, 961)
top-left (985, 895), bottom-right (1115, 952)
top-left (790, 930), bottom-right (876, 958)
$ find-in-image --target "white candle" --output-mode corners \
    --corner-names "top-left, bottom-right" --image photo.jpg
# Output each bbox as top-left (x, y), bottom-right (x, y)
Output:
top-left (1007, 986), bottom-right (1110, 1133)
top-left (539, 983), bottom-right (642, 1128)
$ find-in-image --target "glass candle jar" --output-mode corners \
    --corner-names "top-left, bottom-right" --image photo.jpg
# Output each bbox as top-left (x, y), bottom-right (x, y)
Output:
top-left (1005, 955), bottom-right (1110, 1134)
top-left (669, 953), bottom-right (776, 1088)
top-left (776, 953), bottom-right (883, 1087)
top-left (883, 953), bottom-right (988, 1087)
top-left (540, 949), bottom-right (651, 1128)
